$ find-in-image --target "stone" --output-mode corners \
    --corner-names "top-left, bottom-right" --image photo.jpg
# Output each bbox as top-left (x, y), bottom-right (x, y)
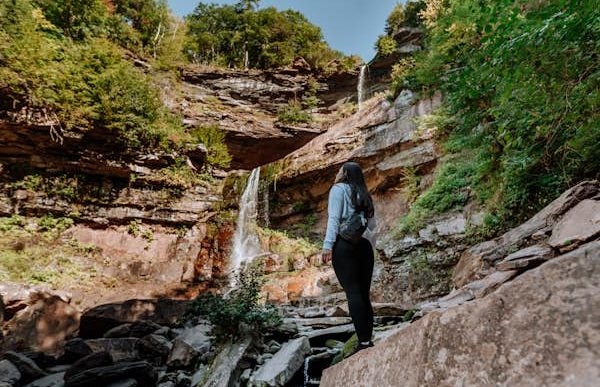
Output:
top-left (22, 372), bottom-right (65, 387)
top-left (249, 337), bottom-right (310, 387)
top-left (433, 214), bottom-right (466, 236)
top-left (138, 334), bottom-right (172, 360)
top-left (0, 359), bottom-right (21, 385)
top-left (2, 294), bottom-right (80, 355)
top-left (371, 303), bottom-right (407, 316)
top-left (285, 317), bottom-right (352, 330)
top-left (166, 325), bottom-right (212, 368)
top-left (201, 336), bottom-right (252, 387)
top-left (320, 241), bottom-right (600, 387)
top-left (106, 379), bottom-right (138, 387)
top-left (63, 361), bottom-right (156, 387)
top-left (84, 338), bottom-right (140, 362)
top-left (60, 339), bottom-right (92, 363)
top-left (452, 180), bottom-right (599, 287)
top-left (103, 324), bottom-right (133, 339)
top-left (3, 352), bottom-right (47, 383)
top-left (548, 199), bottom-right (600, 250)
top-left (79, 299), bottom-right (191, 338)
top-left (496, 244), bottom-right (555, 271)
top-left (436, 288), bottom-right (474, 309)
top-left (303, 324), bottom-right (355, 340)
top-left (190, 364), bottom-right (209, 386)
top-left (463, 270), bottom-right (519, 299)
top-left (64, 351), bottom-right (113, 380)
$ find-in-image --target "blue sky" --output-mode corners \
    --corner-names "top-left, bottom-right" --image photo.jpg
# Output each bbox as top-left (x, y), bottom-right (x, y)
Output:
top-left (167, 0), bottom-right (400, 62)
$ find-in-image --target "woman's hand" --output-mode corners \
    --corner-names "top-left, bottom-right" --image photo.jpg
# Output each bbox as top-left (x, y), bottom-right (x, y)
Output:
top-left (322, 249), bottom-right (332, 265)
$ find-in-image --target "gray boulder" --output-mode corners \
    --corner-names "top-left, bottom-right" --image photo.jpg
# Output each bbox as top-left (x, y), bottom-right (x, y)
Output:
top-left (249, 337), bottom-right (311, 387)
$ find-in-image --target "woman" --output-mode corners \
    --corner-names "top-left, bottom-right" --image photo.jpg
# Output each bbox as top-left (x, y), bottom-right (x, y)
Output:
top-left (322, 161), bottom-right (377, 352)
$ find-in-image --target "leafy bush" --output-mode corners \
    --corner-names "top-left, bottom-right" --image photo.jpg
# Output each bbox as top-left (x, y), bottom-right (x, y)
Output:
top-left (393, 0), bottom-right (600, 235)
top-left (190, 125), bottom-right (232, 168)
top-left (0, 0), bottom-right (189, 152)
top-left (277, 101), bottom-right (312, 125)
top-left (186, 264), bottom-right (282, 342)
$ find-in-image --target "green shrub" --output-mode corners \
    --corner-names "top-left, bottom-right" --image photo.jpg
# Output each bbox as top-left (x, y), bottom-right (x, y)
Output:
top-left (277, 101), bottom-right (312, 125)
top-left (190, 125), bottom-right (232, 168)
top-left (186, 264), bottom-right (282, 342)
top-left (392, 0), bottom-right (600, 235)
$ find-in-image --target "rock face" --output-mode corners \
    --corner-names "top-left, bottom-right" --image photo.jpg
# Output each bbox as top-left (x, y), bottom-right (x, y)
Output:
top-left (270, 90), bottom-right (441, 235)
top-left (320, 241), bottom-right (600, 387)
top-left (180, 66), bottom-right (360, 169)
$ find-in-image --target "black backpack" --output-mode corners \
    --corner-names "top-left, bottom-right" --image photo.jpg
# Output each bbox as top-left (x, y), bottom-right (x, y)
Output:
top-left (338, 209), bottom-right (368, 244)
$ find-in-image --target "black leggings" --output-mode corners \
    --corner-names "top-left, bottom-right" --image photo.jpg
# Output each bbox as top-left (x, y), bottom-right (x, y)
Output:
top-left (332, 236), bottom-right (374, 343)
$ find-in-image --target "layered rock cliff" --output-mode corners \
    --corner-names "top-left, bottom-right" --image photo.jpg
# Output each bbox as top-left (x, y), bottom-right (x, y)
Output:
top-left (321, 181), bottom-right (600, 387)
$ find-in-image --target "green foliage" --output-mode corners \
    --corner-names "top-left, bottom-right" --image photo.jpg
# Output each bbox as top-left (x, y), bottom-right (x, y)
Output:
top-left (185, 1), bottom-right (348, 70)
top-left (393, 0), bottom-right (600, 235)
top-left (277, 101), bottom-right (312, 125)
top-left (159, 157), bottom-right (214, 188)
top-left (330, 333), bottom-right (358, 366)
top-left (190, 125), bottom-right (232, 168)
top-left (0, 0), bottom-right (189, 152)
top-left (186, 264), bottom-right (282, 342)
top-left (376, 35), bottom-right (398, 56)
top-left (256, 227), bottom-right (320, 267)
top-left (0, 215), bottom-right (93, 287)
top-left (375, 1), bottom-right (425, 57)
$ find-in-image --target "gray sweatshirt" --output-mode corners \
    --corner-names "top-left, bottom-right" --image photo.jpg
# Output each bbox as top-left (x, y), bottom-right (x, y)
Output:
top-left (322, 182), bottom-right (377, 250)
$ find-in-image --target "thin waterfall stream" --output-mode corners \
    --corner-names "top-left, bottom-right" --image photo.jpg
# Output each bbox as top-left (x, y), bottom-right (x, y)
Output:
top-left (357, 64), bottom-right (367, 110)
top-left (229, 167), bottom-right (262, 287)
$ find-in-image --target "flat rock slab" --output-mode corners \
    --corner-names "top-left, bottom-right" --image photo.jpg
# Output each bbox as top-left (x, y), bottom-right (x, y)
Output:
top-left (84, 338), bottom-right (139, 362)
top-left (64, 361), bottom-right (156, 387)
top-left (496, 244), bottom-right (555, 271)
top-left (464, 270), bottom-right (519, 299)
top-left (249, 337), bottom-right (310, 386)
top-left (23, 372), bottom-right (65, 387)
top-left (549, 199), bottom-right (600, 250)
top-left (0, 359), bottom-right (21, 385)
top-left (201, 337), bottom-right (252, 387)
top-left (321, 241), bottom-right (600, 387)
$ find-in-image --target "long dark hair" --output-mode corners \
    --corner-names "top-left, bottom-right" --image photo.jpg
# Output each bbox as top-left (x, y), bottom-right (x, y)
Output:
top-left (336, 161), bottom-right (374, 217)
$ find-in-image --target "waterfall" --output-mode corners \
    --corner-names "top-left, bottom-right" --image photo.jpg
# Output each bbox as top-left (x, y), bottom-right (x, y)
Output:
top-left (357, 64), bottom-right (367, 110)
top-left (229, 167), bottom-right (262, 286)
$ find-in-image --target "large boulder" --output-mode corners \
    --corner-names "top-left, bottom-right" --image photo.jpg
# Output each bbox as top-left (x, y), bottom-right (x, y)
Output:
top-left (249, 337), bottom-right (310, 387)
top-left (1, 293), bottom-right (79, 355)
top-left (78, 299), bottom-right (191, 339)
top-left (200, 336), bottom-right (253, 387)
top-left (321, 241), bottom-right (600, 387)
top-left (166, 324), bottom-right (212, 368)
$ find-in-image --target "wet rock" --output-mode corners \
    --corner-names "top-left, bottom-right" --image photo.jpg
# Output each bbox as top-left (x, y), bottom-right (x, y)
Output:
top-left (371, 303), bottom-right (406, 316)
top-left (103, 324), bottom-right (134, 339)
top-left (79, 299), bottom-right (191, 338)
top-left (548, 199), bottom-right (600, 251)
top-left (166, 324), bottom-right (212, 368)
top-left (190, 364), bottom-right (209, 386)
top-left (0, 359), bottom-right (21, 385)
top-left (249, 337), bottom-right (310, 387)
top-left (22, 372), bottom-right (65, 387)
top-left (201, 336), bottom-right (253, 387)
top-left (64, 351), bottom-right (112, 380)
top-left (321, 241), bottom-right (600, 387)
top-left (3, 351), bottom-right (47, 383)
top-left (63, 361), bottom-right (156, 387)
top-left (84, 338), bottom-right (139, 362)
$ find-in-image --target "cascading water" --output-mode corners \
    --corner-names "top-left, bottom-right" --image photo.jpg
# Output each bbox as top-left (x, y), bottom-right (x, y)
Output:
top-left (229, 167), bottom-right (262, 287)
top-left (357, 64), bottom-right (367, 110)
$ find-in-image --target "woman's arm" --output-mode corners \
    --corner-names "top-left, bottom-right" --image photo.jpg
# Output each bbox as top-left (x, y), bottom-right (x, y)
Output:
top-left (322, 184), bottom-right (344, 251)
